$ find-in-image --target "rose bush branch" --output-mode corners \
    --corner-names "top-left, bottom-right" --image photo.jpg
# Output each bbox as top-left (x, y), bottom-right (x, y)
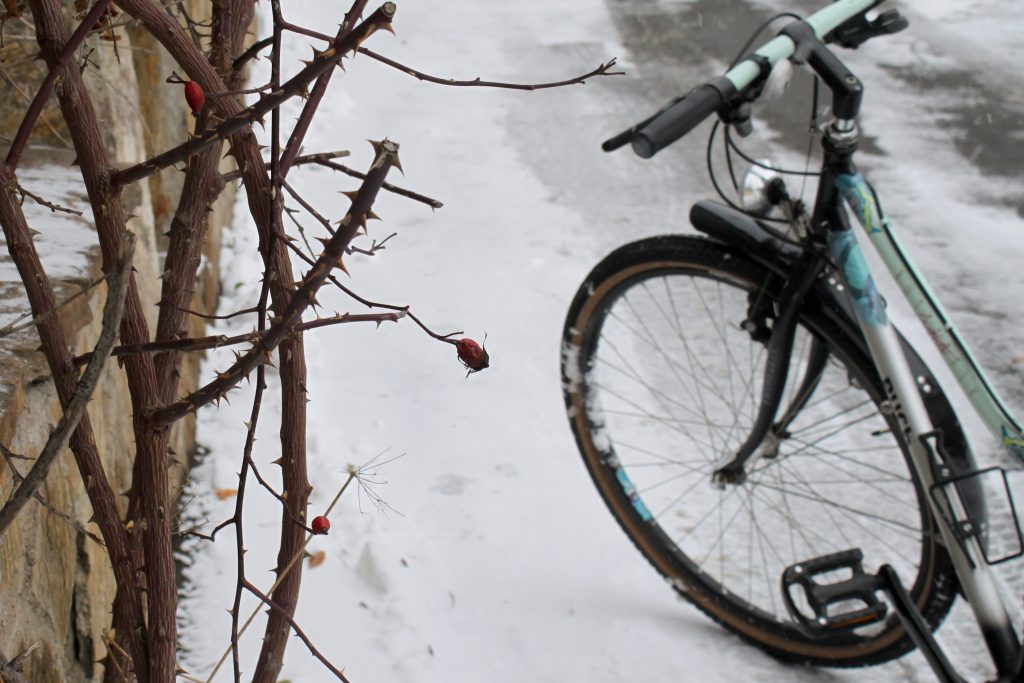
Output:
top-left (208, 470), bottom-right (358, 683)
top-left (109, 3), bottom-right (397, 189)
top-left (0, 233), bottom-right (135, 538)
top-left (3, 0), bottom-right (111, 170)
top-left (0, 166), bottom-right (150, 681)
top-left (360, 48), bottom-right (622, 90)
top-left (74, 311), bottom-right (404, 366)
top-left (148, 140), bottom-right (400, 428)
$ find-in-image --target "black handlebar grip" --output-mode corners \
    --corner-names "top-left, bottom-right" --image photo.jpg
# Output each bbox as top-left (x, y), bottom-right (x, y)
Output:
top-left (602, 127), bottom-right (637, 152)
top-left (631, 77), bottom-right (736, 158)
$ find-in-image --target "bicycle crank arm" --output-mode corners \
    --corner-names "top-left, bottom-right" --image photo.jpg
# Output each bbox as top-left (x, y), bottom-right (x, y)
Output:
top-left (875, 565), bottom-right (968, 683)
top-left (713, 249), bottom-right (827, 485)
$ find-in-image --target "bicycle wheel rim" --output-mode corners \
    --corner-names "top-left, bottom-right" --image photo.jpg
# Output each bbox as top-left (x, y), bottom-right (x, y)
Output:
top-left (563, 244), bottom-right (949, 664)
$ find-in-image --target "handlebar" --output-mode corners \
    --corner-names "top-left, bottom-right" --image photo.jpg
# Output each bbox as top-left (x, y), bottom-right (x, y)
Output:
top-left (629, 78), bottom-right (736, 159)
top-left (603, 0), bottom-right (885, 157)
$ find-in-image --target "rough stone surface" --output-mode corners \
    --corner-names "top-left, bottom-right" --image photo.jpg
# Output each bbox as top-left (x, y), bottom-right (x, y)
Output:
top-left (0, 4), bottom-right (236, 680)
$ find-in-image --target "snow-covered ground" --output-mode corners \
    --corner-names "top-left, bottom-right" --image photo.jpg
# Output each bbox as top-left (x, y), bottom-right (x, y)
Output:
top-left (177, 1), bottom-right (1024, 681)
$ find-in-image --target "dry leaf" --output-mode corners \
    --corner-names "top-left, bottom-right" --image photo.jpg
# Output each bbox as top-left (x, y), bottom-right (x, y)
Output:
top-left (214, 488), bottom-right (238, 500)
top-left (308, 550), bottom-right (327, 568)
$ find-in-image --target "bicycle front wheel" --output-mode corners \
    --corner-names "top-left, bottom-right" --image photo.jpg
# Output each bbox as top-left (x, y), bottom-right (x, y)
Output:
top-left (561, 235), bottom-right (959, 666)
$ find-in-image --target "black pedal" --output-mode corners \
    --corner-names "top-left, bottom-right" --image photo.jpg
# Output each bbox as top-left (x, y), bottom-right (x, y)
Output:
top-left (782, 549), bottom-right (887, 638)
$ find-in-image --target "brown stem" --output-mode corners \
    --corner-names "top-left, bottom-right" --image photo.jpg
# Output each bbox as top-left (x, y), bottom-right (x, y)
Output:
top-left (220, 150), bottom-right (351, 183)
top-left (278, 0), bottom-right (371, 177)
top-left (27, 0), bottom-right (172, 678)
top-left (0, 643), bottom-right (39, 683)
top-left (0, 169), bottom-right (149, 681)
top-left (231, 35), bottom-right (273, 71)
top-left (360, 49), bottom-right (623, 90)
top-left (3, 0), bottom-right (111, 170)
top-left (110, 2), bottom-right (396, 189)
top-left (0, 233), bottom-right (135, 538)
top-left (75, 311), bottom-right (403, 365)
top-left (242, 580), bottom-right (352, 682)
top-left (311, 157), bottom-right (443, 208)
top-left (147, 141), bottom-right (398, 427)
top-left (152, 119), bottom-right (223, 398)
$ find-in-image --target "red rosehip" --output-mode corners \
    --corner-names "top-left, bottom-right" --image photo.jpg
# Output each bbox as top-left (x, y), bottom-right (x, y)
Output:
top-left (311, 515), bottom-right (330, 535)
top-left (184, 80), bottom-right (205, 116)
top-left (456, 337), bottom-right (490, 373)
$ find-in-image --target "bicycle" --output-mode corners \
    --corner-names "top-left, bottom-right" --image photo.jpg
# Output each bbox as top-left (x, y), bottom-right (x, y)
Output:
top-left (559, 2), bottom-right (1024, 680)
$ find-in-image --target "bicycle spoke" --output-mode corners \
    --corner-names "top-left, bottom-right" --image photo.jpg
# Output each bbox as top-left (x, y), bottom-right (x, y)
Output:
top-left (564, 245), bottom-right (958, 645)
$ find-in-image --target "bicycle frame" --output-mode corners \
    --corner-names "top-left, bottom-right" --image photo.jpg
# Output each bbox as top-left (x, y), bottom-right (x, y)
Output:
top-left (836, 173), bottom-right (1024, 460)
top-left (815, 130), bottom-right (1020, 679)
top-left (714, 0), bottom-right (1024, 678)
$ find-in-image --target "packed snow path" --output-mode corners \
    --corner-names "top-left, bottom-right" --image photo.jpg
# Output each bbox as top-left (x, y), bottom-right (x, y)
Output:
top-left (178, 0), bottom-right (1024, 681)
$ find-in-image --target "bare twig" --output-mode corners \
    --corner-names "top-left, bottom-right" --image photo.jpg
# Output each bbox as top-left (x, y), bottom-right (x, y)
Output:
top-left (16, 184), bottom-right (84, 215)
top-left (148, 140), bottom-right (399, 427)
top-left (0, 272), bottom-right (106, 340)
top-left (0, 446), bottom-right (105, 545)
top-left (110, 2), bottom-right (397, 189)
top-left (310, 158), bottom-right (443, 209)
top-left (0, 233), bottom-right (135, 539)
top-left (4, 0), bottom-right (112, 170)
top-left (220, 150), bottom-right (351, 184)
top-left (360, 49), bottom-right (623, 90)
top-left (278, 235), bottom-right (459, 342)
top-left (172, 305), bottom-right (259, 322)
top-left (242, 580), bottom-right (352, 682)
top-left (0, 642), bottom-right (39, 683)
top-left (205, 470), bottom-right (358, 682)
top-left (73, 310), bottom-right (403, 365)
top-left (231, 35), bottom-right (272, 71)
top-left (278, 0), bottom-right (371, 177)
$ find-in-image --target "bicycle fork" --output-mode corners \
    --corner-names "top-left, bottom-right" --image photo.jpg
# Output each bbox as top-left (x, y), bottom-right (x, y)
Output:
top-left (712, 247), bottom-right (829, 485)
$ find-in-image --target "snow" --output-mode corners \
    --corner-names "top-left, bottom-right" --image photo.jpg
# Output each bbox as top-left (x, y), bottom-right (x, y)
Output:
top-left (177, 1), bottom-right (1024, 681)
top-left (0, 163), bottom-right (97, 329)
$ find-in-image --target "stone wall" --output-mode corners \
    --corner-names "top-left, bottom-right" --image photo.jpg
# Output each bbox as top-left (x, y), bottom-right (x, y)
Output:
top-left (0, 4), bottom-right (235, 681)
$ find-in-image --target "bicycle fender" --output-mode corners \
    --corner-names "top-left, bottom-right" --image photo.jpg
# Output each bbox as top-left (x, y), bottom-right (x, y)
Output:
top-left (689, 200), bottom-right (982, 518)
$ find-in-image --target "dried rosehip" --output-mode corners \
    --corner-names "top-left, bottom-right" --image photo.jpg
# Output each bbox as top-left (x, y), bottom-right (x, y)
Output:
top-left (456, 338), bottom-right (490, 373)
top-left (311, 515), bottom-right (330, 535)
top-left (184, 80), bottom-right (205, 116)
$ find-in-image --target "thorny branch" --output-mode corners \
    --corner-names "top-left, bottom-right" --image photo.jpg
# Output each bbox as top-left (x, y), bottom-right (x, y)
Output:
top-left (148, 139), bottom-right (400, 428)
top-left (0, 233), bottom-right (135, 539)
top-left (0, 0), bottom-right (621, 678)
top-left (74, 310), bottom-right (404, 365)
top-left (361, 49), bottom-right (623, 90)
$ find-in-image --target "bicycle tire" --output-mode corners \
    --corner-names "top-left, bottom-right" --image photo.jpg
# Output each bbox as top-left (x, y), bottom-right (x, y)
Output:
top-left (561, 235), bottom-right (962, 666)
